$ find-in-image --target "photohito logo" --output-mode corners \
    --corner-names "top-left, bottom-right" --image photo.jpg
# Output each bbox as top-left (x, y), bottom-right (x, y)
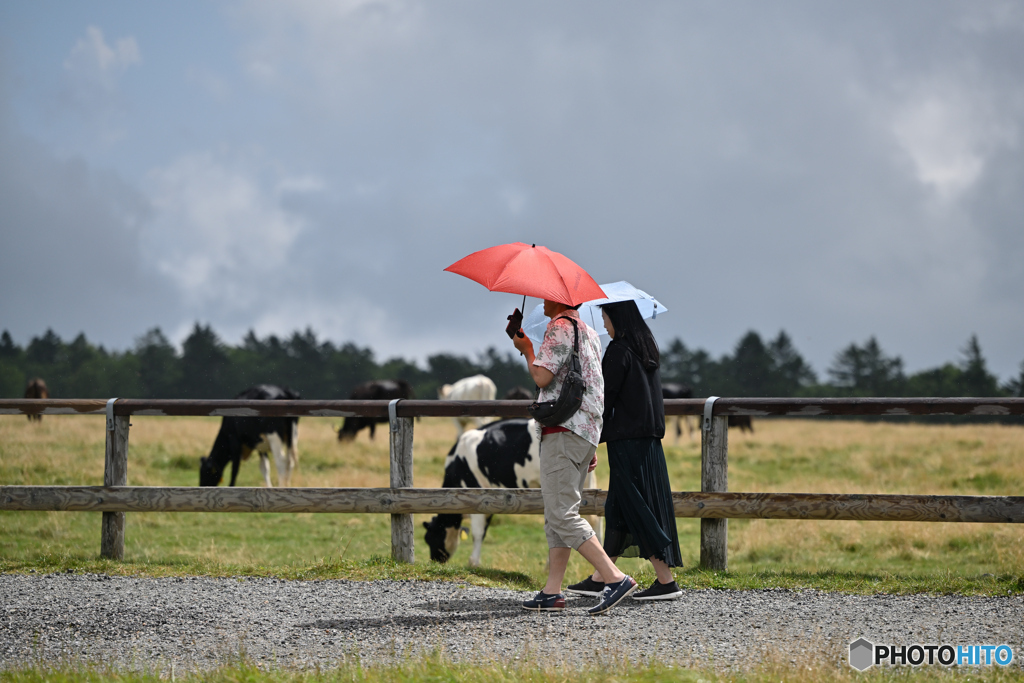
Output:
top-left (849, 638), bottom-right (1015, 670)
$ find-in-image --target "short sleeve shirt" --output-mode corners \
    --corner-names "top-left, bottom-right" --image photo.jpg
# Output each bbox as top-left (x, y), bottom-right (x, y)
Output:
top-left (533, 309), bottom-right (605, 446)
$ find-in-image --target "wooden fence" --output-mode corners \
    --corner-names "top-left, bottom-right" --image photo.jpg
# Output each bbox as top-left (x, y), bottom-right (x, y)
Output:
top-left (1, 397), bottom-right (1023, 570)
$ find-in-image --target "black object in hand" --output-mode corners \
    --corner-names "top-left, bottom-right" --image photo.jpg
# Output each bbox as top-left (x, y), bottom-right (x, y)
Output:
top-left (505, 308), bottom-right (525, 339)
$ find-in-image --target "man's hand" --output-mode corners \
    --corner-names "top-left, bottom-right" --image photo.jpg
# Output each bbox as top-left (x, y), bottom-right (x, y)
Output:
top-left (512, 330), bottom-right (533, 357)
top-left (588, 454), bottom-right (598, 472)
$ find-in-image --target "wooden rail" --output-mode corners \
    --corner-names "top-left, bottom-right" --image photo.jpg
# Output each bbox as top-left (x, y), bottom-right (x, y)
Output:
top-left (2, 397), bottom-right (1022, 569)
top-left (3, 487), bottom-right (1021, 522)
top-left (4, 397), bottom-right (1023, 418)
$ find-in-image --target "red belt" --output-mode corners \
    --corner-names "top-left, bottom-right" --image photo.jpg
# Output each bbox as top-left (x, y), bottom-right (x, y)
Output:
top-left (540, 426), bottom-right (570, 436)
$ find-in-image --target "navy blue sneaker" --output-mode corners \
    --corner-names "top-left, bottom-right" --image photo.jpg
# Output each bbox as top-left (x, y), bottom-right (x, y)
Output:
top-left (633, 579), bottom-right (683, 601)
top-left (521, 591), bottom-right (566, 611)
top-left (587, 575), bottom-right (637, 615)
top-left (566, 576), bottom-right (605, 597)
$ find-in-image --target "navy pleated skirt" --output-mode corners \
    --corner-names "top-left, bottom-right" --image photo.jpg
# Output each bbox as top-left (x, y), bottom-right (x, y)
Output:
top-left (602, 437), bottom-right (683, 566)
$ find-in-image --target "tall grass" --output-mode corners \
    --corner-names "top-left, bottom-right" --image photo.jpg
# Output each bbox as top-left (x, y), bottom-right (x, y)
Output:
top-left (2, 651), bottom-right (1023, 683)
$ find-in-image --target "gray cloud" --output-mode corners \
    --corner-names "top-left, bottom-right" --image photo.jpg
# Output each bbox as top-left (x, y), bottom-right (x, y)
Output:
top-left (3, 1), bottom-right (1023, 379)
top-left (0, 111), bottom-right (175, 347)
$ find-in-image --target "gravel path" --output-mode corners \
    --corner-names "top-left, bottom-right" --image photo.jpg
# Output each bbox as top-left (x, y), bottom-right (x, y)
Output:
top-left (1, 573), bottom-right (1022, 672)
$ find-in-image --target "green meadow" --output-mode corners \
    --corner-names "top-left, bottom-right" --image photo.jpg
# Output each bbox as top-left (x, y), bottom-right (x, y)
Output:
top-left (1, 414), bottom-right (1021, 595)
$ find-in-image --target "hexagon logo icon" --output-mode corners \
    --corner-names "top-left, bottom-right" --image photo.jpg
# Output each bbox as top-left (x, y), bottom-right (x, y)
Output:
top-left (849, 638), bottom-right (874, 671)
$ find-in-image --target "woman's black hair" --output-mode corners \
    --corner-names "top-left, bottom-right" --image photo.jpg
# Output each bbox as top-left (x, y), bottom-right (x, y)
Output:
top-left (600, 300), bottom-right (660, 369)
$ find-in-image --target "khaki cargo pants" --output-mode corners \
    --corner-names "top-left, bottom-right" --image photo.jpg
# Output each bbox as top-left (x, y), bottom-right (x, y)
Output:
top-left (540, 430), bottom-right (597, 550)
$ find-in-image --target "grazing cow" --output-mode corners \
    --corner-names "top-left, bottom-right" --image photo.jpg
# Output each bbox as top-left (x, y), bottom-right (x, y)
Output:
top-left (423, 418), bottom-right (600, 567)
top-left (437, 374), bottom-right (497, 435)
top-left (662, 383), bottom-right (696, 441)
top-left (23, 378), bottom-right (48, 422)
top-left (337, 379), bottom-right (414, 441)
top-left (199, 385), bottom-right (300, 487)
top-left (503, 386), bottom-right (534, 400)
top-left (728, 415), bottom-right (755, 433)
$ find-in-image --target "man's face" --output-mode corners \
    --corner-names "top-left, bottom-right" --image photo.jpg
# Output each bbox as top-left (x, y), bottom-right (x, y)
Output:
top-left (543, 299), bottom-right (560, 318)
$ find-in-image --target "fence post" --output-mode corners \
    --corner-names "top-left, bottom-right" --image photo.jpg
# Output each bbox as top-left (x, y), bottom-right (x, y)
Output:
top-left (101, 399), bottom-right (129, 560)
top-left (700, 397), bottom-right (728, 570)
top-left (388, 399), bottom-right (415, 563)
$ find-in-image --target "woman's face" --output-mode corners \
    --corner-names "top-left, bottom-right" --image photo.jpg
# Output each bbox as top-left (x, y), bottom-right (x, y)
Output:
top-left (602, 309), bottom-right (615, 339)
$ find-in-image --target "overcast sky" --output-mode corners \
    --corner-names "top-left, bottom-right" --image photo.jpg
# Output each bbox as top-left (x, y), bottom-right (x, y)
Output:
top-left (1, 1), bottom-right (1022, 380)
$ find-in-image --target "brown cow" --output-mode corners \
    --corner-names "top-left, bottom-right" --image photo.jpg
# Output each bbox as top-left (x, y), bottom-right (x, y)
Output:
top-left (24, 378), bottom-right (48, 422)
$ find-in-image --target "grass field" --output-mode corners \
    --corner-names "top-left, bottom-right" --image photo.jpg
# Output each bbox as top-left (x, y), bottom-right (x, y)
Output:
top-left (1, 414), bottom-right (1022, 595)
top-left (3, 655), bottom-right (1024, 683)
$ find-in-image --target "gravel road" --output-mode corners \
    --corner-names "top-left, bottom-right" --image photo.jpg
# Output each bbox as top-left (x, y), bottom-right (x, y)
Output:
top-left (2, 573), bottom-right (1022, 672)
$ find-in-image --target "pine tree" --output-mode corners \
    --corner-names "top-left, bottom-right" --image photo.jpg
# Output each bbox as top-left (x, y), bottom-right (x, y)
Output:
top-left (730, 331), bottom-right (773, 396)
top-left (957, 335), bottom-right (1000, 396)
top-left (134, 328), bottom-right (180, 398)
top-left (178, 323), bottom-right (230, 398)
top-left (1004, 361), bottom-right (1024, 397)
top-left (828, 337), bottom-right (905, 396)
top-left (767, 330), bottom-right (816, 395)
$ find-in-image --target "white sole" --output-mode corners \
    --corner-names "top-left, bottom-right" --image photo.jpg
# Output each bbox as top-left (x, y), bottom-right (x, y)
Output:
top-left (633, 591), bottom-right (683, 601)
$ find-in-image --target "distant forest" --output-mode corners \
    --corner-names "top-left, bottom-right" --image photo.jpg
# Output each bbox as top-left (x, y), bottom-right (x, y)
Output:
top-left (1, 324), bottom-right (1022, 400)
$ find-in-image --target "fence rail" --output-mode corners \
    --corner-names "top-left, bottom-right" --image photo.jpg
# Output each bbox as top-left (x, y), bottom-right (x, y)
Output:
top-left (3, 486), bottom-right (1022, 522)
top-left (2, 397), bottom-right (1022, 568)
top-left (4, 397), bottom-right (1024, 418)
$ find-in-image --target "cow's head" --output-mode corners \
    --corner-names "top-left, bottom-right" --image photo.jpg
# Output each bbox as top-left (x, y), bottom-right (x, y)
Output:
top-left (422, 514), bottom-right (463, 563)
top-left (198, 456), bottom-right (224, 486)
top-left (337, 419), bottom-right (359, 442)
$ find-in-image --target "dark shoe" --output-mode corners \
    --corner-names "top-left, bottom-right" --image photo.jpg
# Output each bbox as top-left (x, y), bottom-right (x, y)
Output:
top-left (587, 575), bottom-right (637, 616)
top-left (566, 576), bottom-right (605, 597)
top-left (633, 579), bottom-right (682, 601)
top-left (522, 591), bottom-right (566, 611)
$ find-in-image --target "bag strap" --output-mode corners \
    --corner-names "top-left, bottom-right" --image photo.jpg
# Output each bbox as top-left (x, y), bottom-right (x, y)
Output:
top-left (553, 316), bottom-right (582, 373)
top-left (553, 316), bottom-right (580, 353)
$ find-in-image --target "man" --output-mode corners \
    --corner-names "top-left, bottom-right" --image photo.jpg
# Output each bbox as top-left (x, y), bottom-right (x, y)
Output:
top-left (513, 298), bottom-right (637, 615)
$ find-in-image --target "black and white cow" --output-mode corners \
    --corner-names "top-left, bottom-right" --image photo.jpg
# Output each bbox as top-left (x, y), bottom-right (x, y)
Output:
top-left (423, 418), bottom-right (600, 567)
top-left (199, 385), bottom-right (300, 487)
top-left (662, 383), bottom-right (695, 441)
top-left (337, 379), bottom-right (414, 441)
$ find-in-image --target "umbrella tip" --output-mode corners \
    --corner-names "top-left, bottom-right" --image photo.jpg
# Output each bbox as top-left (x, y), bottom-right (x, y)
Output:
top-left (532, 243), bottom-right (535, 247)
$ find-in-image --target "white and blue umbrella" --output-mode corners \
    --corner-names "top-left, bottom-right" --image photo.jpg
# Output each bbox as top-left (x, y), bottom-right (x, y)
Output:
top-left (521, 281), bottom-right (668, 345)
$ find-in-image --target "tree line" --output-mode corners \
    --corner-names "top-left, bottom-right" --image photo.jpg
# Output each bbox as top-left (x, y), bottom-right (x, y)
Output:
top-left (1, 324), bottom-right (1021, 401)
top-left (661, 331), bottom-right (1022, 398)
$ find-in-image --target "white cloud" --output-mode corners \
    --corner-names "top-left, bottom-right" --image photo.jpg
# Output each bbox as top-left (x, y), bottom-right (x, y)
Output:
top-left (143, 152), bottom-right (305, 309)
top-left (888, 81), bottom-right (1019, 201)
top-left (236, 0), bottom-right (424, 87)
top-left (277, 175), bottom-right (325, 194)
top-left (63, 26), bottom-right (141, 90)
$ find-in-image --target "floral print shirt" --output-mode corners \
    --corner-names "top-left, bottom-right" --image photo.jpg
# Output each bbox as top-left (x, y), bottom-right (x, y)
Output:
top-left (533, 309), bottom-right (605, 446)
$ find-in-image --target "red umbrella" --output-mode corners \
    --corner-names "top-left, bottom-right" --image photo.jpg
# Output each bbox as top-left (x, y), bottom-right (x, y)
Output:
top-left (444, 242), bottom-right (606, 307)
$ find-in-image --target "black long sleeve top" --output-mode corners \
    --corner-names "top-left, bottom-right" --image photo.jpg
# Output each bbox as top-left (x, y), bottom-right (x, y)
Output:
top-left (599, 338), bottom-right (666, 443)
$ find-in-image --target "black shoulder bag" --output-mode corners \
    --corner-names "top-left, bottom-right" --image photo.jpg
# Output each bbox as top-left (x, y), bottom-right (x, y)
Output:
top-left (528, 317), bottom-right (586, 427)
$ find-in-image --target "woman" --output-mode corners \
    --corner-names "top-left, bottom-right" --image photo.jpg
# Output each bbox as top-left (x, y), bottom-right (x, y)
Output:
top-left (567, 299), bottom-right (683, 601)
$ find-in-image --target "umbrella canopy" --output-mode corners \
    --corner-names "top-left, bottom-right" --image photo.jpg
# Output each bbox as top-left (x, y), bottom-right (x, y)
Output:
top-left (444, 242), bottom-right (606, 307)
top-left (522, 281), bottom-right (668, 344)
